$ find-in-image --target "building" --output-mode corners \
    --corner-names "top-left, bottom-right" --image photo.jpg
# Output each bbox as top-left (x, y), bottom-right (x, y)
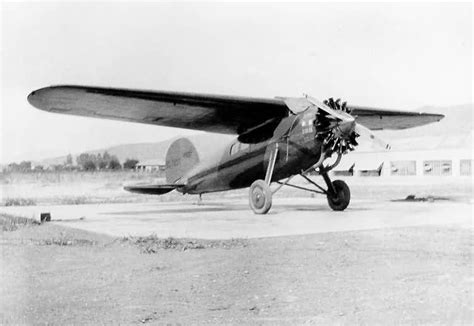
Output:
top-left (331, 148), bottom-right (472, 177)
top-left (135, 159), bottom-right (166, 173)
top-left (330, 109), bottom-right (473, 178)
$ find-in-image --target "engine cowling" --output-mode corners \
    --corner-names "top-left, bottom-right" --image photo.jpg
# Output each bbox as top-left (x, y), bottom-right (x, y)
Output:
top-left (314, 98), bottom-right (359, 156)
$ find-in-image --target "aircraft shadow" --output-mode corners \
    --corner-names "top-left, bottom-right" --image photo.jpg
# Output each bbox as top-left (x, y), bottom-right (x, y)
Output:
top-left (101, 204), bottom-right (370, 216)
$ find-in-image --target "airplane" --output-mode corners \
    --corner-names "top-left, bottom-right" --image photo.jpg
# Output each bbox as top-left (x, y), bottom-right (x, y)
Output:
top-left (28, 85), bottom-right (444, 214)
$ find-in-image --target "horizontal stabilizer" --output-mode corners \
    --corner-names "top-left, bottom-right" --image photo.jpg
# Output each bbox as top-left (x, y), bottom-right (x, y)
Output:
top-left (124, 183), bottom-right (183, 195)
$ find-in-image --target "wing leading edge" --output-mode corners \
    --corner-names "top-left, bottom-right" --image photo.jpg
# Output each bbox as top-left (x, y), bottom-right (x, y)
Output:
top-left (28, 85), bottom-right (444, 133)
top-left (28, 85), bottom-right (289, 135)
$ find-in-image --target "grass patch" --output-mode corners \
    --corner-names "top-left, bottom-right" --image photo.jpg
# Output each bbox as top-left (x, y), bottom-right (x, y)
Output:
top-left (1, 197), bottom-right (36, 206)
top-left (59, 196), bottom-right (89, 205)
top-left (122, 234), bottom-right (248, 253)
top-left (38, 236), bottom-right (97, 246)
top-left (0, 213), bottom-right (39, 231)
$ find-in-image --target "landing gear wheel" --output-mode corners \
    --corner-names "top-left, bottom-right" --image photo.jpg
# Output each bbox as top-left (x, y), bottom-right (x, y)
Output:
top-left (326, 180), bottom-right (350, 211)
top-left (249, 180), bottom-right (272, 214)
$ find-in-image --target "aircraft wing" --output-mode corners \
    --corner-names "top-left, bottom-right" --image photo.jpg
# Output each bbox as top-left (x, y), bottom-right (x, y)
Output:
top-left (28, 85), bottom-right (444, 133)
top-left (349, 105), bottom-right (444, 130)
top-left (27, 85), bottom-right (289, 135)
top-left (283, 97), bottom-right (444, 130)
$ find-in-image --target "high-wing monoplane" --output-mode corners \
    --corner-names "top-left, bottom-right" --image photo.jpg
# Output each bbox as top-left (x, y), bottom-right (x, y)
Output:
top-left (28, 86), bottom-right (443, 214)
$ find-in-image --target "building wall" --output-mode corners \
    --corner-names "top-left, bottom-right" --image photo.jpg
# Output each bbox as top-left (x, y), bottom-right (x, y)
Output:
top-left (333, 148), bottom-right (472, 177)
top-left (136, 164), bottom-right (166, 173)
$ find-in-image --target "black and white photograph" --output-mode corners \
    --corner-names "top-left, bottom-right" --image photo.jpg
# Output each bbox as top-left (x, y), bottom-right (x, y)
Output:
top-left (1, 1), bottom-right (472, 324)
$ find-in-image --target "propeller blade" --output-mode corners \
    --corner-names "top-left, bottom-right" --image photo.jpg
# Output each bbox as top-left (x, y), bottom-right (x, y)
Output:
top-left (306, 96), bottom-right (355, 122)
top-left (354, 123), bottom-right (391, 150)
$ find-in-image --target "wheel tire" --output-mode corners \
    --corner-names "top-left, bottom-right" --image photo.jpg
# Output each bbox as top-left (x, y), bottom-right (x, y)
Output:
top-left (327, 180), bottom-right (350, 211)
top-left (249, 180), bottom-right (272, 214)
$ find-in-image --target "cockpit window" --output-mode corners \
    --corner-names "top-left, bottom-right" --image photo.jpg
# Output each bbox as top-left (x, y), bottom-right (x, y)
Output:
top-left (230, 143), bottom-right (237, 155)
top-left (230, 142), bottom-right (250, 156)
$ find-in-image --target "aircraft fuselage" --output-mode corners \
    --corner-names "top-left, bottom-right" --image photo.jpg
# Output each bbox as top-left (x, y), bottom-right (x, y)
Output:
top-left (180, 107), bottom-right (323, 194)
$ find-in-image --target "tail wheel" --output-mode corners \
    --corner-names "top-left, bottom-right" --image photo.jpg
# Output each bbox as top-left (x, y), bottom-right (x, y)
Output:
top-left (249, 180), bottom-right (272, 214)
top-left (326, 180), bottom-right (350, 211)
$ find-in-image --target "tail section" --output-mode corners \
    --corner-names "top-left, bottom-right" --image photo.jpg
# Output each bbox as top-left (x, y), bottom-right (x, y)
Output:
top-left (124, 183), bottom-right (183, 195)
top-left (165, 137), bottom-right (200, 183)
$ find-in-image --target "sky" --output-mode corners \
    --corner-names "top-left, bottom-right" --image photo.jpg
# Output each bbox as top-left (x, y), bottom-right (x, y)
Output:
top-left (1, 2), bottom-right (472, 164)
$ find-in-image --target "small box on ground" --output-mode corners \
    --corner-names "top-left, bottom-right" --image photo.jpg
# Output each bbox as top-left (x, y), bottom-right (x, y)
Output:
top-left (40, 213), bottom-right (51, 223)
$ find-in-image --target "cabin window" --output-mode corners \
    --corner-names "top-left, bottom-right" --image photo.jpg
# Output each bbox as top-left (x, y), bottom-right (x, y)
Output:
top-left (230, 142), bottom-right (250, 156)
top-left (230, 143), bottom-right (239, 156)
top-left (239, 143), bottom-right (249, 152)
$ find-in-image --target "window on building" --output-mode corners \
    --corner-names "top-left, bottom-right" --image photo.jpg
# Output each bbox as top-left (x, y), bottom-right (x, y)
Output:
top-left (460, 159), bottom-right (472, 176)
top-left (423, 160), bottom-right (452, 176)
top-left (359, 170), bottom-right (381, 177)
top-left (333, 164), bottom-right (355, 176)
top-left (390, 160), bottom-right (416, 176)
top-left (356, 161), bottom-right (384, 177)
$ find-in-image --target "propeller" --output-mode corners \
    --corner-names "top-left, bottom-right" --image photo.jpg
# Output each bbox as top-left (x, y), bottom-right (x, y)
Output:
top-left (324, 97), bottom-right (351, 114)
top-left (354, 124), bottom-right (391, 150)
top-left (307, 96), bottom-right (391, 153)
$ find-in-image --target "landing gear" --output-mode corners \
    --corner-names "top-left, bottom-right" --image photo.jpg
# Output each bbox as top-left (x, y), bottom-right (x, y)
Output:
top-left (249, 180), bottom-right (272, 214)
top-left (326, 179), bottom-right (350, 211)
top-left (249, 143), bottom-right (279, 214)
top-left (248, 144), bottom-right (351, 213)
top-left (270, 153), bottom-right (351, 212)
top-left (320, 168), bottom-right (350, 211)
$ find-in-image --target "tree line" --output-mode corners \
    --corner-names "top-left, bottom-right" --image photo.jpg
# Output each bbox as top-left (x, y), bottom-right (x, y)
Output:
top-left (4, 152), bottom-right (139, 172)
top-left (76, 152), bottom-right (121, 170)
top-left (75, 152), bottom-right (139, 171)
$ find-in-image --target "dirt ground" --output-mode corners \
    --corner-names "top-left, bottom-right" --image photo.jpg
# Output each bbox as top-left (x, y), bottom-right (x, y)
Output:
top-left (1, 221), bottom-right (472, 325)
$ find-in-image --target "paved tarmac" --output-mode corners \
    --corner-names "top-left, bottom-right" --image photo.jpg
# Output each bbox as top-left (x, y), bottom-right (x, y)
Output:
top-left (1, 197), bottom-right (472, 239)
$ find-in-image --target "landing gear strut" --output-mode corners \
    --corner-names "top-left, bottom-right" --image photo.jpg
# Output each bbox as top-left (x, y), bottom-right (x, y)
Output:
top-left (279, 166), bottom-right (350, 212)
top-left (249, 144), bottom-right (279, 214)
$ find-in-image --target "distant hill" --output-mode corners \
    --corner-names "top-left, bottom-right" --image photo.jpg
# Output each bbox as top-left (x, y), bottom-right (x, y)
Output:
top-left (37, 103), bottom-right (472, 166)
top-left (38, 133), bottom-right (234, 166)
top-left (374, 103), bottom-right (472, 151)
